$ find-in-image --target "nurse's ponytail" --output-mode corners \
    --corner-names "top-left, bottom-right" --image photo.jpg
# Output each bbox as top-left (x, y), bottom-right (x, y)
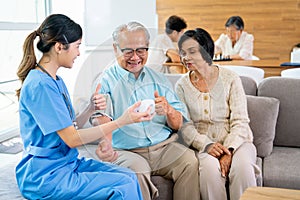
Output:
top-left (16, 14), bottom-right (82, 99)
top-left (16, 31), bottom-right (38, 99)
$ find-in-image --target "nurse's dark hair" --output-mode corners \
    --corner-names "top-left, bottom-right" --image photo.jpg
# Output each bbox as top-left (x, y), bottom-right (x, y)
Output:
top-left (225, 16), bottom-right (244, 30)
top-left (178, 28), bottom-right (215, 65)
top-left (16, 14), bottom-right (82, 99)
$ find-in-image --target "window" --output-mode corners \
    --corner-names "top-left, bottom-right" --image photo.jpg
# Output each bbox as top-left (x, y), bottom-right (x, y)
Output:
top-left (0, 0), bottom-right (48, 141)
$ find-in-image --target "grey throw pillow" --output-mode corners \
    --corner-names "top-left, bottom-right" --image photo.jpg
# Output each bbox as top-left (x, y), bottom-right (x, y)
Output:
top-left (246, 95), bottom-right (280, 157)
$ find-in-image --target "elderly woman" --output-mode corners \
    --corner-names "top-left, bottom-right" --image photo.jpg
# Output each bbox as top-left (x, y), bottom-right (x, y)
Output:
top-left (215, 16), bottom-right (254, 60)
top-left (175, 28), bottom-right (260, 200)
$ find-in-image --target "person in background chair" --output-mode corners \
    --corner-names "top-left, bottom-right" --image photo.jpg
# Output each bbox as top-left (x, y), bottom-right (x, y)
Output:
top-left (215, 16), bottom-right (254, 60)
top-left (93, 21), bottom-right (200, 200)
top-left (15, 14), bottom-right (152, 200)
top-left (147, 15), bottom-right (187, 73)
top-left (176, 28), bottom-right (260, 200)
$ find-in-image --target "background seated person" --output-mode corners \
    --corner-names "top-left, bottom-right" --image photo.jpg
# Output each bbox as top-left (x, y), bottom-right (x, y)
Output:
top-left (291, 43), bottom-right (300, 62)
top-left (147, 15), bottom-right (187, 73)
top-left (214, 16), bottom-right (254, 60)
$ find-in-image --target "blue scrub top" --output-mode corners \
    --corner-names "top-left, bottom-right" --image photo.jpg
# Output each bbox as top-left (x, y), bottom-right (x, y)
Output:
top-left (16, 70), bottom-right (78, 197)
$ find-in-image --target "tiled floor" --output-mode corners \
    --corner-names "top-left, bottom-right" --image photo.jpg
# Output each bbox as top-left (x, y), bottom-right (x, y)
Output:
top-left (0, 151), bottom-right (24, 200)
top-left (0, 88), bottom-right (19, 142)
top-left (0, 152), bottom-right (22, 168)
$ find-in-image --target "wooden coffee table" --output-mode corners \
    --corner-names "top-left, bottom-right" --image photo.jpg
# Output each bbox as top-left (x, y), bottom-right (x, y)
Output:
top-left (240, 187), bottom-right (300, 200)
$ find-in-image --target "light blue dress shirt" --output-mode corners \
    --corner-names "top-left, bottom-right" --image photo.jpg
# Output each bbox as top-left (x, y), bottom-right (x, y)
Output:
top-left (99, 63), bottom-right (187, 149)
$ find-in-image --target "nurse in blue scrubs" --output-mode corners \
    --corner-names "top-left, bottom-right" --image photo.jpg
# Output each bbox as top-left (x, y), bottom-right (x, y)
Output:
top-left (15, 14), bottom-right (152, 200)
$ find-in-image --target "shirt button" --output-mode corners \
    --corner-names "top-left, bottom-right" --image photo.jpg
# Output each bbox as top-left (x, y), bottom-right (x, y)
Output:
top-left (212, 133), bottom-right (216, 138)
top-left (204, 109), bottom-right (209, 114)
top-left (204, 96), bottom-right (208, 100)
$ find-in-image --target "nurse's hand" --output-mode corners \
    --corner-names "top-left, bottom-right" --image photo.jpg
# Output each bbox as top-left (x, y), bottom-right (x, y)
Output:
top-left (116, 101), bottom-right (154, 126)
top-left (95, 138), bottom-right (118, 162)
top-left (92, 84), bottom-right (107, 110)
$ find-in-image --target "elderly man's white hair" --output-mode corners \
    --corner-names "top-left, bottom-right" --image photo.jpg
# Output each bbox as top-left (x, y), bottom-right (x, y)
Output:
top-left (112, 21), bottom-right (150, 45)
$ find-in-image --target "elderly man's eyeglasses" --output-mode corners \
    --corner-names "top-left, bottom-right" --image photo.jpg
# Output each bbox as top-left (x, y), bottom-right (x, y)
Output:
top-left (117, 45), bottom-right (148, 58)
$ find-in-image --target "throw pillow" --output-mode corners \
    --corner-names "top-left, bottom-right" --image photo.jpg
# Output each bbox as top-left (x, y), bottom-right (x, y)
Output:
top-left (246, 95), bottom-right (280, 157)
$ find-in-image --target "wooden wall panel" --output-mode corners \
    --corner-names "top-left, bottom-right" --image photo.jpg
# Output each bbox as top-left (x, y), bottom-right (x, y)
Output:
top-left (156, 0), bottom-right (300, 61)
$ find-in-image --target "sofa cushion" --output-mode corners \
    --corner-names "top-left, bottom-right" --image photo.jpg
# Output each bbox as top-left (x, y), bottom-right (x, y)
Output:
top-left (258, 77), bottom-right (300, 147)
top-left (246, 95), bottom-right (280, 157)
top-left (240, 76), bottom-right (257, 96)
top-left (151, 176), bottom-right (173, 200)
top-left (0, 153), bottom-right (25, 200)
top-left (263, 146), bottom-right (300, 190)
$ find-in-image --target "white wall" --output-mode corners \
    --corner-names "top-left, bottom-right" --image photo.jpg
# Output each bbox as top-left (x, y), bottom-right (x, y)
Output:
top-left (84, 0), bottom-right (157, 46)
top-left (55, 0), bottom-right (157, 98)
top-left (0, 0), bottom-right (157, 139)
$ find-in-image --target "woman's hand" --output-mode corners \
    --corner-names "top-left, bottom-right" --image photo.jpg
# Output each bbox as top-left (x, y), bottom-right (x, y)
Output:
top-left (116, 101), bottom-right (154, 126)
top-left (219, 153), bottom-right (233, 178)
top-left (207, 142), bottom-right (233, 177)
top-left (92, 84), bottom-right (107, 110)
top-left (207, 142), bottom-right (231, 159)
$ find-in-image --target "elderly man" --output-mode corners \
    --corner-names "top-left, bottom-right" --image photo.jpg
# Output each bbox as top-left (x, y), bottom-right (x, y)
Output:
top-left (92, 21), bottom-right (200, 200)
